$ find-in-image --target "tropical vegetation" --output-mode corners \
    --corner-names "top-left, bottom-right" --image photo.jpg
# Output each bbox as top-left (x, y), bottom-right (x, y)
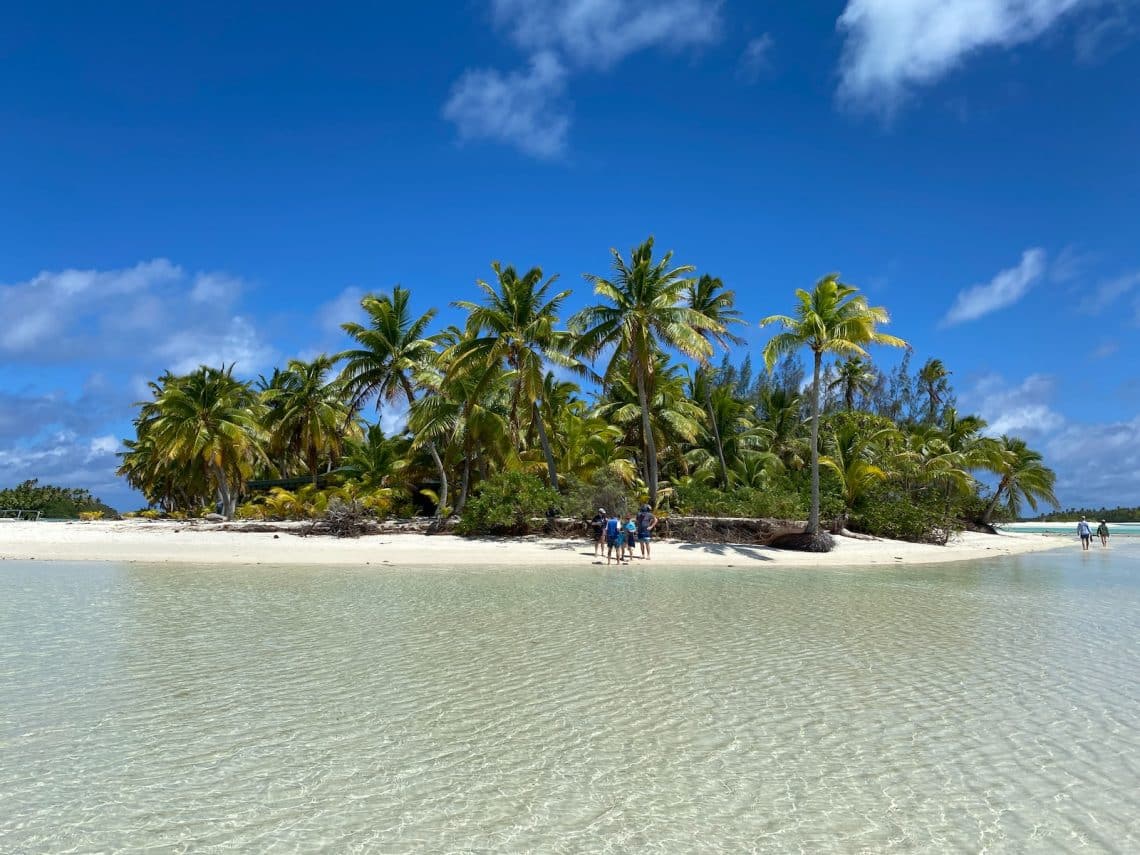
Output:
top-left (0, 479), bottom-right (116, 519)
top-left (117, 237), bottom-right (1058, 545)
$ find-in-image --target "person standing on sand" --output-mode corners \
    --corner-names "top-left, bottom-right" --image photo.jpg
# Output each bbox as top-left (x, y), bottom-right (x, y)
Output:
top-left (1077, 517), bottom-right (1092, 551)
top-left (623, 514), bottom-right (637, 560)
top-left (636, 504), bottom-right (657, 559)
top-left (605, 513), bottom-right (623, 565)
top-left (590, 508), bottom-right (607, 557)
top-left (1097, 520), bottom-right (1110, 547)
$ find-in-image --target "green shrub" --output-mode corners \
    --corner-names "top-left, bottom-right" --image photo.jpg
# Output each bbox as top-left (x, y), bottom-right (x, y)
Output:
top-left (851, 484), bottom-right (958, 544)
top-left (78, 510), bottom-right (104, 521)
top-left (564, 471), bottom-right (633, 521)
top-left (234, 503), bottom-right (265, 520)
top-left (457, 471), bottom-right (561, 536)
top-left (671, 478), bottom-right (805, 520)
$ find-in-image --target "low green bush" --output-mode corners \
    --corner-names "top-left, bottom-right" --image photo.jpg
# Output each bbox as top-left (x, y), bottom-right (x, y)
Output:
top-left (563, 471), bottom-right (634, 520)
top-left (457, 471), bottom-right (561, 536)
top-left (851, 484), bottom-right (958, 544)
top-left (671, 478), bottom-right (805, 520)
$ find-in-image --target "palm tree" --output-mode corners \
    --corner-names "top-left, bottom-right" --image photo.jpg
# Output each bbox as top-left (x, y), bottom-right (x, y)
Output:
top-left (338, 424), bottom-right (410, 491)
top-left (685, 376), bottom-right (768, 485)
top-left (261, 355), bottom-right (359, 485)
top-left (918, 358), bottom-right (952, 423)
top-left (761, 275), bottom-right (907, 535)
top-left (145, 365), bottom-right (266, 518)
top-left (686, 274), bottom-right (746, 488)
top-left (981, 436), bottom-right (1059, 523)
top-left (572, 237), bottom-right (722, 506)
top-left (339, 287), bottom-right (450, 516)
top-left (450, 262), bottom-right (579, 490)
top-left (755, 386), bottom-right (807, 471)
top-left (594, 352), bottom-right (706, 490)
top-left (411, 335), bottom-right (511, 513)
top-left (821, 420), bottom-right (894, 528)
top-left (829, 356), bottom-right (876, 412)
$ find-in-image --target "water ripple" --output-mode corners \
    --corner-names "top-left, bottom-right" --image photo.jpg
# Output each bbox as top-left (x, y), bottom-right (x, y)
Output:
top-left (2, 551), bottom-right (1139, 852)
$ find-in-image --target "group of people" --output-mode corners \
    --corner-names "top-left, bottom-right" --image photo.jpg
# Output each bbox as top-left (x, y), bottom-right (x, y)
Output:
top-left (1076, 517), bottom-right (1110, 551)
top-left (589, 505), bottom-right (658, 565)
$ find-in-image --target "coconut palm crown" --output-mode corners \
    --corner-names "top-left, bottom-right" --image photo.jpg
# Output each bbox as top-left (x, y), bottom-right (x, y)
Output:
top-left (572, 236), bottom-right (724, 507)
top-left (760, 274), bottom-right (907, 535)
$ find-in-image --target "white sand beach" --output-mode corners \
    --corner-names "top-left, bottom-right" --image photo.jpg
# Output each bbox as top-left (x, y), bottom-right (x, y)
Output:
top-left (0, 519), bottom-right (1069, 568)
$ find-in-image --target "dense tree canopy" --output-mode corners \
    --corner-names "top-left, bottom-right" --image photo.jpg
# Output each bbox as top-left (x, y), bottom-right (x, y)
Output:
top-left (118, 237), bottom-right (1058, 544)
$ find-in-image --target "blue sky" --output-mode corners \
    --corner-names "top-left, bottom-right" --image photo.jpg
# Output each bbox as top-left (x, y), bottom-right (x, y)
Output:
top-left (2, 0), bottom-right (1139, 511)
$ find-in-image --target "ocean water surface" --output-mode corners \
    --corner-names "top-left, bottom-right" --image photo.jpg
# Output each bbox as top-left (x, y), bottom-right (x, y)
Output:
top-left (2, 542), bottom-right (1138, 852)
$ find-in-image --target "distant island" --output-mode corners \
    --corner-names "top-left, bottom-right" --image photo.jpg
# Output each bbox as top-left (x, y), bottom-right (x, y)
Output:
top-left (1027, 508), bottom-right (1140, 523)
top-left (0, 479), bottom-right (116, 520)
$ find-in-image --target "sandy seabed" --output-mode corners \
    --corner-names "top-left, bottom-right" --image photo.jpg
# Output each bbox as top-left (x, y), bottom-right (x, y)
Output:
top-left (0, 519), bottom-right (1069, 568)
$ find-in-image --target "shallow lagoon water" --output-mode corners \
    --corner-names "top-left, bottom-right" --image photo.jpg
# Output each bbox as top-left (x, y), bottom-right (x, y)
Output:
top-left (2, 544), bottom-right (1138, 852)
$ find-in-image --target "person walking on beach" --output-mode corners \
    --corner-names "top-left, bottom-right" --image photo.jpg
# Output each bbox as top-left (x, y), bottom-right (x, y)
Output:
top-left (591, 508), bottom-right (607, 557)
top-left (1097, 519), bottom-right (1110, 547)
top-left (1077, 517), bottom-right (1092, 551)
top-left (636, 504), bottom-right (657, 559)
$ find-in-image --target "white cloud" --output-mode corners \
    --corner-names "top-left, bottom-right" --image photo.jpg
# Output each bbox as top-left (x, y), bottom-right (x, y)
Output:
top-left (377, 402), bottom-right (410, 437)
top-left (1078, 270), bottom-right (1140, 314)
top-left (737, 34), bottom-right (775, 82)
top-left (1075, 6), bottom-right (1136, 62)
top-left (957, 371), bottom-right (1140, 507)
top-left (836, 0), bottom-right (1098, 114)
top-left (1, 259), bottom-right (180, 352)
top-left (0, 429), bottom-right (129, 508)
top-left (1045, 416), bottom-right (1140, 506)
top-left (443, 52), bottom-right (570, 159)
top-left (1091, 339), bottom-right (1119, 359)
top-left (968, 373), bottom-right (1064, 437)
top-left (317, 286), bottom-right (366, 336)
top-left (492, 0), bottom-right (722, 70)
top-left (157, 316), bottom-right (275, 375)
top-left (445, 0), bottom-right (722, 157)
top-left (0, 259), bottom-right (274, 370)
top-left (943, 248), bottom-right (1047, 325)
top-left (191, 272), bottom-right (243, 304)
top-left (88, 435), bottom-right (121, 458)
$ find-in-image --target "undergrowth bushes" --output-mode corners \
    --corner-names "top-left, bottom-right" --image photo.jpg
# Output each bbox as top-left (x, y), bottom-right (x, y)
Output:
top-left (456, 471), bottom-right (560, 536)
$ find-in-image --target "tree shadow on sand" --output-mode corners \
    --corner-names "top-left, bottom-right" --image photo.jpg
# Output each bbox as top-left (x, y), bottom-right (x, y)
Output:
top-left (676, 542), bottom-right (774, 561)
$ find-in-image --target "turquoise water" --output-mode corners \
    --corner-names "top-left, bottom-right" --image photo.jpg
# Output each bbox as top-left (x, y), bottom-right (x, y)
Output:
top-left (2, 548), bottom-right (1139, 852)
top-left (1002, 522), bottom-right (1140, 537)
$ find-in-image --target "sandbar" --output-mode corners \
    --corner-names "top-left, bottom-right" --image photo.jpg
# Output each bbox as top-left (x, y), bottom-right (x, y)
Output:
top-left (0, 519), bottom-right (1070, 568)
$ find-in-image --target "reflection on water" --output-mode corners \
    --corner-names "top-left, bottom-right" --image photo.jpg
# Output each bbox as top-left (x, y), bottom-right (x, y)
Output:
top-left (2, 548), bottom-right (1139, 852)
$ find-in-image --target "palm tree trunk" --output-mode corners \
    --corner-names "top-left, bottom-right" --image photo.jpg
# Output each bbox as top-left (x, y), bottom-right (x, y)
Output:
top-left (456, 450), bottom-right (471, 514)
top-left (703, 379), bottom-right (730, 490)
top-left (635, 367), bottom-right (658, 507)
top-left (400, 379), bottom-right (449, 517)
top-left (533, 399), bottom-right (559, 491)
top-left (981, 478), bottom-right (1008, 524)
top-left (808, 350), bottom-right (822, 534)
top-left (210, 461), bottom-right (236, 519)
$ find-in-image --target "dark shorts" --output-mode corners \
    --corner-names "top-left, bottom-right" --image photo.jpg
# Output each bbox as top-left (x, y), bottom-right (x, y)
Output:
top-left (607, 536), bottom-right (620, 548)
top-left (592, 528), bottom-right (604, 541)
top-left (637, 529), bottom-right (651, 542)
